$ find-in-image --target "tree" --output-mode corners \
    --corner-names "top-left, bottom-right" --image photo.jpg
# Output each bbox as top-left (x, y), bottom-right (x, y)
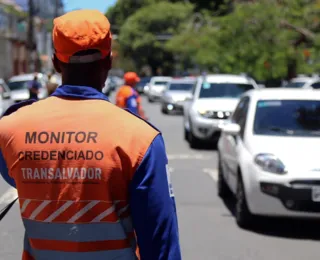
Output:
top-left (118, 1), bottom-right (193, 75)
top-left (168, 0), bottom-right (320, 80)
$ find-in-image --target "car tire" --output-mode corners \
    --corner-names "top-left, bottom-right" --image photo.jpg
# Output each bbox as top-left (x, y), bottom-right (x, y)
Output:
top-left (184, 128), bottom-right (188, 141)
top-left (148, 97), bottom-right (154, 103)
top-left (235, 173), bottom-right (255, 229)
top-left (162, 107), bottom-right (168, 114)
top-left (217, 155), bottom-right (232, 198)
top-left (188, 130), bottom-right (200, 149)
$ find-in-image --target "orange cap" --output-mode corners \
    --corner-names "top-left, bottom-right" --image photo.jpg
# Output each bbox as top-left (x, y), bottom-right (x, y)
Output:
top-left (53, 9), bottom-right (112, 64)
top-left (124, 72), bottom-right (140, 85)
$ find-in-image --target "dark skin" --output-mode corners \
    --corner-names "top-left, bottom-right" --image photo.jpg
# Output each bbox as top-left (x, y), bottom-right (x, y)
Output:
top-left (52, 53), bottom-right (112, 91)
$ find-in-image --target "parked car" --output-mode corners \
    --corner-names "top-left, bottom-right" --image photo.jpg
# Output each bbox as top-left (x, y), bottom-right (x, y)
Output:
top-left (136, 77), bottom-right (151, 94)
top-left (218, 88), bottom-right (320, 228)
top-left (284, 75), bottom-right (320, 89)
top-left (8, 73), bottom-right (48, 102)
top-left (146, 76), bottom-right (172, 102)
top-left (161, 77), bottom-right (195, 114)
top-left (0, 78), bottom-right (14, 115)
top-left (183, 74), bottom-right (258, 148)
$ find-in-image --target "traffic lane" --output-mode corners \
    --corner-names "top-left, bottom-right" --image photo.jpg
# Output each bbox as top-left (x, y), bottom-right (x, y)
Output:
top-left (0, 181), bottom-right (22, 260)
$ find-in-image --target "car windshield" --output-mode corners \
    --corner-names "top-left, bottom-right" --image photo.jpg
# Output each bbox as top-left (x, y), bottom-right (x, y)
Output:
top-left (254, 100), bottom-right (320, 136)
top-left (136, 78), bottom-right (151, 86)
top-left (154, 81), bottom-right (169, 86)
top-left (199, 83), bottom-right (254, 98)
top-left (8, 80), bottom-right (31, 90)
top-left (169, 83), bottom-right (193, 91)
top-left (284, 82), bottom-right (306, 88)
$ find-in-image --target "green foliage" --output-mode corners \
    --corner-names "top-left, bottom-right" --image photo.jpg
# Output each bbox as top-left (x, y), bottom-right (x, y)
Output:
top-left (118, 1), bottom-right (193, 74)
top-left (168, 0), bottom-right (320, 80)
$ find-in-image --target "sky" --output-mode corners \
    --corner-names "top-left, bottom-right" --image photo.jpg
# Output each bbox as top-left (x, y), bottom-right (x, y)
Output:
top-left (63, 0), bottom-right (117, 13)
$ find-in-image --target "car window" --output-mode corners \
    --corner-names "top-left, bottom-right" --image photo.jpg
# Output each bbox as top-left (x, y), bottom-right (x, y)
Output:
top-left (8, 80), bottom-right (31, 90)
top-left (231, 96), bottom-right (250, 138)
top-left (154, 81), bottom-right (169, 85)
top-left (311, 82), bottom-right (320, 89)
top-left (199, 83), bottom-right (254, 98)
top-left (284, 82), bottom-right (306, 88)
top-left (253, 99), bottom-right (320, 136)
top-left (168, 83), bottom-right (193, 91)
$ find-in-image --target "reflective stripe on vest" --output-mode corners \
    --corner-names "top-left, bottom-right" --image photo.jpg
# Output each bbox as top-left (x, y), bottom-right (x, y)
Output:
top-left (19, 199), bottom-right (129, 223)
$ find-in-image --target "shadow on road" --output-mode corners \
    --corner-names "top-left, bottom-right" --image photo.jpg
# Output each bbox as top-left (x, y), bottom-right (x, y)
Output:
top-left (191, 142), bottom-right (218, 151)
top-left (221, 197), bottom-right (320, 241)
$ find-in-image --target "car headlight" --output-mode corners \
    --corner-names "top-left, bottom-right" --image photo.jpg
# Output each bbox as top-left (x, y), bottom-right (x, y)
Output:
top-left (197, 109), bottom-right (213, 118)
top-left (254, 153), bottom-right (287, 174)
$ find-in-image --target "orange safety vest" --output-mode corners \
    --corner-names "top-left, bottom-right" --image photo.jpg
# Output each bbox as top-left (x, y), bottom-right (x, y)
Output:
top-left (116, 85), bottom-right (146, 119)
top-left (0, 90), bottom-right (158, 259)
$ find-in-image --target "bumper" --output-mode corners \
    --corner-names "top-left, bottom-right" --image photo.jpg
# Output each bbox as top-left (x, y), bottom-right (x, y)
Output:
top-left (162, 102), bottom-right (184, 113)
top-left (190, 115), bottom-right (226, 141)
top-left (246, 170), bottom-right (320, 217)
top-left (148, 91), bottom-right (163, 100)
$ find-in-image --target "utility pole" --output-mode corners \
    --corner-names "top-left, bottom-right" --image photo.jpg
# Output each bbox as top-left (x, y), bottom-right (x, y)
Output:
top-left (52, 0), bottom-right (59, 50)
top-left (27, 0), bottom-right (34, 72)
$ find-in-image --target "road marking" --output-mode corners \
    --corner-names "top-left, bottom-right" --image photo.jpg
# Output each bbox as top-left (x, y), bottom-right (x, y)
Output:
top-left (0, 187), bottom-right (17, 204)
top-left (167, 154), bottom-right (212, 160)
top-left (203, 168), bottom-right (218, 182)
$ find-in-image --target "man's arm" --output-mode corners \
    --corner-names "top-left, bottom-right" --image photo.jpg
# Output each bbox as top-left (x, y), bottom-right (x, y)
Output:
top-left (129, 134), bottom-right (181, 260)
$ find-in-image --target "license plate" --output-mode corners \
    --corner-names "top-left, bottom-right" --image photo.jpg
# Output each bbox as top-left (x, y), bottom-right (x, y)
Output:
top-left (311, 187), bottom-right (320, 202)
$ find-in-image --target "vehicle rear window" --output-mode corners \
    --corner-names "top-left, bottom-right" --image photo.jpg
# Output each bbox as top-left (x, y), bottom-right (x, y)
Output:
top-left (284, 82), bottom-right (305, 88)
top-left (168, 83), bottom-right (193, 91)
top-left (199, 83), bottom-right (254, 98)
top-left (254, 100), bottom-right (320, 136)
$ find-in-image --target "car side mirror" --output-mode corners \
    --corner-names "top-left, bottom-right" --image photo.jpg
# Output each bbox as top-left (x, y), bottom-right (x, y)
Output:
top-left (2, 92), bottom-right (10, 100)
top-left (222, 123), bottom-right (241, 135)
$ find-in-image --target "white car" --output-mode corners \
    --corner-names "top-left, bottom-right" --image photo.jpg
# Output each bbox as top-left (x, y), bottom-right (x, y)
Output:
top-left (146, 76), bottom-right (172, 102)
top-left (184, 74), bottom-right (259, 148)
top-left (284, 75), bottom-right (320, 89)
top-left (218, 88), bottom-right (320, 229)
top-left (0, 78), bottom-right (14, 115)
top-left (8, 73), bottom-right (48, 102)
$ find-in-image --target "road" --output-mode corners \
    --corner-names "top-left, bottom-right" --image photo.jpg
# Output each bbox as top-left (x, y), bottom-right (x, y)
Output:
top-left (0, 94), bottom-right (320, 259)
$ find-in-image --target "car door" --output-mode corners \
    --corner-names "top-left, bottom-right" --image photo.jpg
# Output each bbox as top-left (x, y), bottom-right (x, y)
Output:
top-left (224, 96), bottom-right (250, 191)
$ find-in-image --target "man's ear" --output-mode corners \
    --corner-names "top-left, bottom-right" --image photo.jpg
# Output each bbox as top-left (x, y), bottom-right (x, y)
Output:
top-left (104, 53), bottom-right (113, 71)
top-left (52, 54), bottom-right (62, 73)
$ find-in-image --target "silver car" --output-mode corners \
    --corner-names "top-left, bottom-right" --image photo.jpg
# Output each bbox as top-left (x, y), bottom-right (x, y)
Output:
top-left (161, 78), bottom-right (195, 114)
top-left (8, 73), bottom-right (48, 103)
top-left (147, 76), bottom-right (172, 102)
top-left (183, 74), bottom-right (259, 148)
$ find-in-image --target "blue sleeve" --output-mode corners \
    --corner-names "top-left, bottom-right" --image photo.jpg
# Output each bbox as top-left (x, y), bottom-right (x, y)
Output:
top-left (126, 95), bottom-right (139, 115)
top-left (0, 150), bottom-right (15, 188)
top-left (129, 134), bottom-right (181, 260)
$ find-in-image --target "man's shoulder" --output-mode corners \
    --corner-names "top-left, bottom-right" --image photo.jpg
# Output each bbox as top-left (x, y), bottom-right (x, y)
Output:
top-left (108, 101), bottom-right (160, 136)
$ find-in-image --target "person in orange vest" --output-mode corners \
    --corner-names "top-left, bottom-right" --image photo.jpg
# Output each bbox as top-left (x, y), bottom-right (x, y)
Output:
top-left (116, 72), bottom-right (147, 120)
top-left (0, 10), bottom-right (181, 260)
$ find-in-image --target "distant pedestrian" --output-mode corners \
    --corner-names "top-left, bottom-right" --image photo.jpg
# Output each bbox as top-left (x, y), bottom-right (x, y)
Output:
top-left (28, 74), bottom-right (41, 100)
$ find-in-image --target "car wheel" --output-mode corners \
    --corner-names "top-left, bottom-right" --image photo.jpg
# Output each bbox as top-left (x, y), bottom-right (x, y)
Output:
top-left (235, 173), bottom-right (255, 229)
top-left (184, 128), bottom-right (188, 140)
top-left (217, 155), bottom-right (232, 198)
top-left (188, 130), bottom-right (200, 149)
top-left (161, 107), bottom-right (168, 114)
top-left (148, 97), bottom-right (154, 103)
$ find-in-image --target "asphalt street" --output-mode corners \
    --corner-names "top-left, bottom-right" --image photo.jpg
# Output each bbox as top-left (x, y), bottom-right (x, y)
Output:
top-left (0, 94), bottom-right (320, 259)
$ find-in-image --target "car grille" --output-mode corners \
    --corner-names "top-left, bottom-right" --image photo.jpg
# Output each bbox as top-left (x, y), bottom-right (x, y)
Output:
top-left (290, 180), bottom-right (320, 188)
top-left (205, 111), bottom-right (231, 120)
